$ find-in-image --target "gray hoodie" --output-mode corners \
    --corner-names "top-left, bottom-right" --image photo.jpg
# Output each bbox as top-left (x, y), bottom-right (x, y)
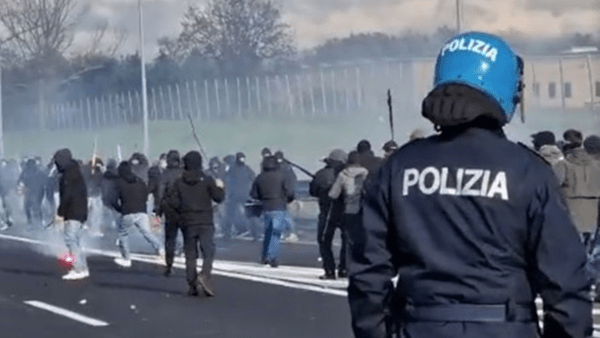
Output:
top-left (329, 166), bottom-right (369, 214)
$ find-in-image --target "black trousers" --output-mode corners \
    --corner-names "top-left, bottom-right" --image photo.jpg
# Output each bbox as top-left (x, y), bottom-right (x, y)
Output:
top-left (25, 193), bottom-right (44, 226)
top-left (183, 225), bottom-right (215, 286)
top-left (164, 218), bottom-right (183, 268)
top-left (317, 203), bottom-right (346, 273)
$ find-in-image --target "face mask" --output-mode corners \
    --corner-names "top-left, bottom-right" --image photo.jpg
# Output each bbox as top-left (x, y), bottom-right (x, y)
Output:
top-left (159, 159), bottom-right (167, 169)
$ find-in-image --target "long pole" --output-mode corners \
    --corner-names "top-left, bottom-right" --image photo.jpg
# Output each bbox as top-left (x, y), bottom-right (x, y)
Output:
top-left (587, 54), bottom-right (595, 112)
top-left (0, 67), bottom-right (4, 158)
top-left (139, 0), bottom-right (149, 157)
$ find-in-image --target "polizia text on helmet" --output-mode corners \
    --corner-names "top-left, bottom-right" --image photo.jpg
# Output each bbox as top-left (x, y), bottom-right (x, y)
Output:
top-left (440, 38), bottom-right (498, 63)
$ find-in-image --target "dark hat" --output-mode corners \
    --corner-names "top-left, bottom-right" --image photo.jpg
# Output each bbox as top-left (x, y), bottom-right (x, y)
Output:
top-left (183, 151), bottom-right (203, 170)
top-left (584, 135), bottom-right (600, 155)
top-left (382, 140), bottom-right (399, 152)
top-left (236, 152), bottom-right (246, 160)
top-left (223, 155), bottom-right (235, 165)
top-left (357, 140), bottom-right (371, 153)
top-left (531, 131), bottom-right (555, 150)
top-left (166, 150), bottom-right (180, 166)
top-left (563, 129), bottom-right (583, 145)
top-left (261, 147), bottom-right (272, 157)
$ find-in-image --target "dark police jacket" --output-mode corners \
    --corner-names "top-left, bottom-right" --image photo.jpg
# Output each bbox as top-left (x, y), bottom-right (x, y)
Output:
top-left (349, 127), bottom-right (592, 338)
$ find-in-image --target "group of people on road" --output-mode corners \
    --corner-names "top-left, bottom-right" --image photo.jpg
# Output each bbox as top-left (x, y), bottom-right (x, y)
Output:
top-left (5, 30), bottom-right (599, 338)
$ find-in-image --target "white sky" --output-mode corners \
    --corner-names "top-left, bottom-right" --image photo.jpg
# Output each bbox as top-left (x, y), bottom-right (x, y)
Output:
top-left (67, 0), bottom-right (600, 58)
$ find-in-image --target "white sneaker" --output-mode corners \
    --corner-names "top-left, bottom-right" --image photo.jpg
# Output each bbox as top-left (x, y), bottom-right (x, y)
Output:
top-left (286, 233), bottom-right (299, 243)
top-left (157, 249), bottom-right (166, 263)
top-left (0, 224), bottom-right (8, 231)
top-left (114, 257), bottom-right (132, 268)
top-left (62, 269), bottom-right (90, 280)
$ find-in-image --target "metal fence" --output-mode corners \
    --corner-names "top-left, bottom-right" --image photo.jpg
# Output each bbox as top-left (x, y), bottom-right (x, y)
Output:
top-left (43, 54), bottom-right (600, 131)
top-left (44, 61), bottom-right (419, 131)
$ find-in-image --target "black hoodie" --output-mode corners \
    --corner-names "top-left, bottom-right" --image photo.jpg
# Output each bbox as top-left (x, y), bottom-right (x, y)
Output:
top-left (250, 155), bottom-right (295, 211)
top-left (54, 149), bottom-right (88, 222)
top-left (101, 159), bottom-right (120, 209)
top-left (112, 161), bottom-right (149, 215)
top-left (168, 151), bottom-right (225, 226)
top-left (156, 150), bottom-right (184, 216)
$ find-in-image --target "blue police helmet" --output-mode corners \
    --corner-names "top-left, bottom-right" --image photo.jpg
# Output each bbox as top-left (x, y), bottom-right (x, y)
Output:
top-left (434, 31), bottom-right (524, 123)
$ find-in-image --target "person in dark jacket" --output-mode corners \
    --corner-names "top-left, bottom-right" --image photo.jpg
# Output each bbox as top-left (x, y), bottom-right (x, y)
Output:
top-left (129, 152), bottom-right (150, 184)
top-left (166, 151), bottom-right (225, 297)
top-left (0, 159), bottom-right (15, 230)
top-left (310, 149), bottom-right (348, 279)
top-left (531, 131), bottom-right (556, 151)
top-left (42, 160), bottom-right (59, 226)
top-left (205, 156), bottom-right (227, 236)
top-left (274, 151), bottom-right (299, 242)
top-left (349, 32), bottom-right (592, 338)
top-left (250, 155), bottom-right (294, 267)
top-left (147, 153), bottom-right (167, 207)
top-left (53, 149), bottom-right (90, 280)
top-left (155, 150), bottom-right (184, 276)
top-left (17, 158), bottom-right (47, 229)
top-left (101, 159), bottom-right (120, 232)
top-left (222, 152), bottom-right (256, 240)
top-left (84, 158), bottom-right (105, 237)
top-left (111, 161), bottom-right (164, 268)
top-left (356, 140), bottom-right (383, 179)
top-left (382, 141), bottom-right (399, 160)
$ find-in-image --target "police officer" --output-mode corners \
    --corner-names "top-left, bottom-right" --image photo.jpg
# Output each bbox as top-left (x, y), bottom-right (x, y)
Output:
top-left (348, 32), bottom-right (592, 338)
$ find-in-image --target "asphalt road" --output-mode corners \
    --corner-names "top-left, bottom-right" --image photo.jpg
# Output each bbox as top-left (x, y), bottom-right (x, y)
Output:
top-left (0, 226), bottom-right (352, 338)
top-left (1, 222), bottom-right (600, 338)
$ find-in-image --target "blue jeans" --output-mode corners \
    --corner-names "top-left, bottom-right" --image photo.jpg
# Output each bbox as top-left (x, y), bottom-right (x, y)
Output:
top-left (64, 220), bottom-right (88, 272)
top-left (118, 213), bottom-right (162, 259)
top-left (262, 210), bottom-right (290, 262)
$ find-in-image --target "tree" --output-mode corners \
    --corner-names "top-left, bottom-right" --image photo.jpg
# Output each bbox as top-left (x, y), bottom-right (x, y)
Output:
top-left (0, 0), bottom-right (77, 63)
top-left (173, 0), bottom-right (295, 76)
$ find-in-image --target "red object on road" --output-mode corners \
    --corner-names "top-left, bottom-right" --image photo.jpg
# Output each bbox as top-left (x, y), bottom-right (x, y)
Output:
top-left (58, 252), bottom-right (75, 269)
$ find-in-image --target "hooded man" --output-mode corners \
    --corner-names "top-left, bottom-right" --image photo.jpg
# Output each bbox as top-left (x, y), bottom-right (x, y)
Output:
top-left (129, 152), bottom-right (150, 184)
top-left (222, 152), bottom-right (256, 240)
top-left (349, 32), bottom-right (591, 338)
top-left (562, 129), bottom-right (583, 157)
top-left (101, 159), bottom-right (120, 231)
top-left (53, 149), bottom-right (89, 280)
top-left (0, 159), bottom-right (15, 230)
top-left (166, 151), bottom-right (225, 297)
top-left (111, 161), bottom-right (164, 268)
top-left (18, 158), bottom-right (47, 229)
top-left (310, 149), bottom-right (348, 279)
top-left (356, 140), bottom-right (383, 179)
top-left (155, 150), bottom-right (185, 276)
top-left (251, 155), bottom-right (294, 267)
top-left (274, 151), bottom-right (299, 243)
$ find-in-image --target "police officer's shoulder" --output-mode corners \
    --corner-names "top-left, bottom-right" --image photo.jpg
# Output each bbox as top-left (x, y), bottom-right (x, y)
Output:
top-left (393, 134), bottom-right (436, 156)
top-left (516, 142), bottom-right (551, 166)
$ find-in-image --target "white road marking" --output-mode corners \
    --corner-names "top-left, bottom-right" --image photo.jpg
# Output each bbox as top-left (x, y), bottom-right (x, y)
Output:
top-left (0, 233), bottom-right (348, 297)
top-left (23, 300), bottom-right (109, 327)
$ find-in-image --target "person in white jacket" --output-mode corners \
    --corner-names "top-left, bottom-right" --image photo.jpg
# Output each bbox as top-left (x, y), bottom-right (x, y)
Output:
top-left (329, 151), bottom-right (369, 269)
